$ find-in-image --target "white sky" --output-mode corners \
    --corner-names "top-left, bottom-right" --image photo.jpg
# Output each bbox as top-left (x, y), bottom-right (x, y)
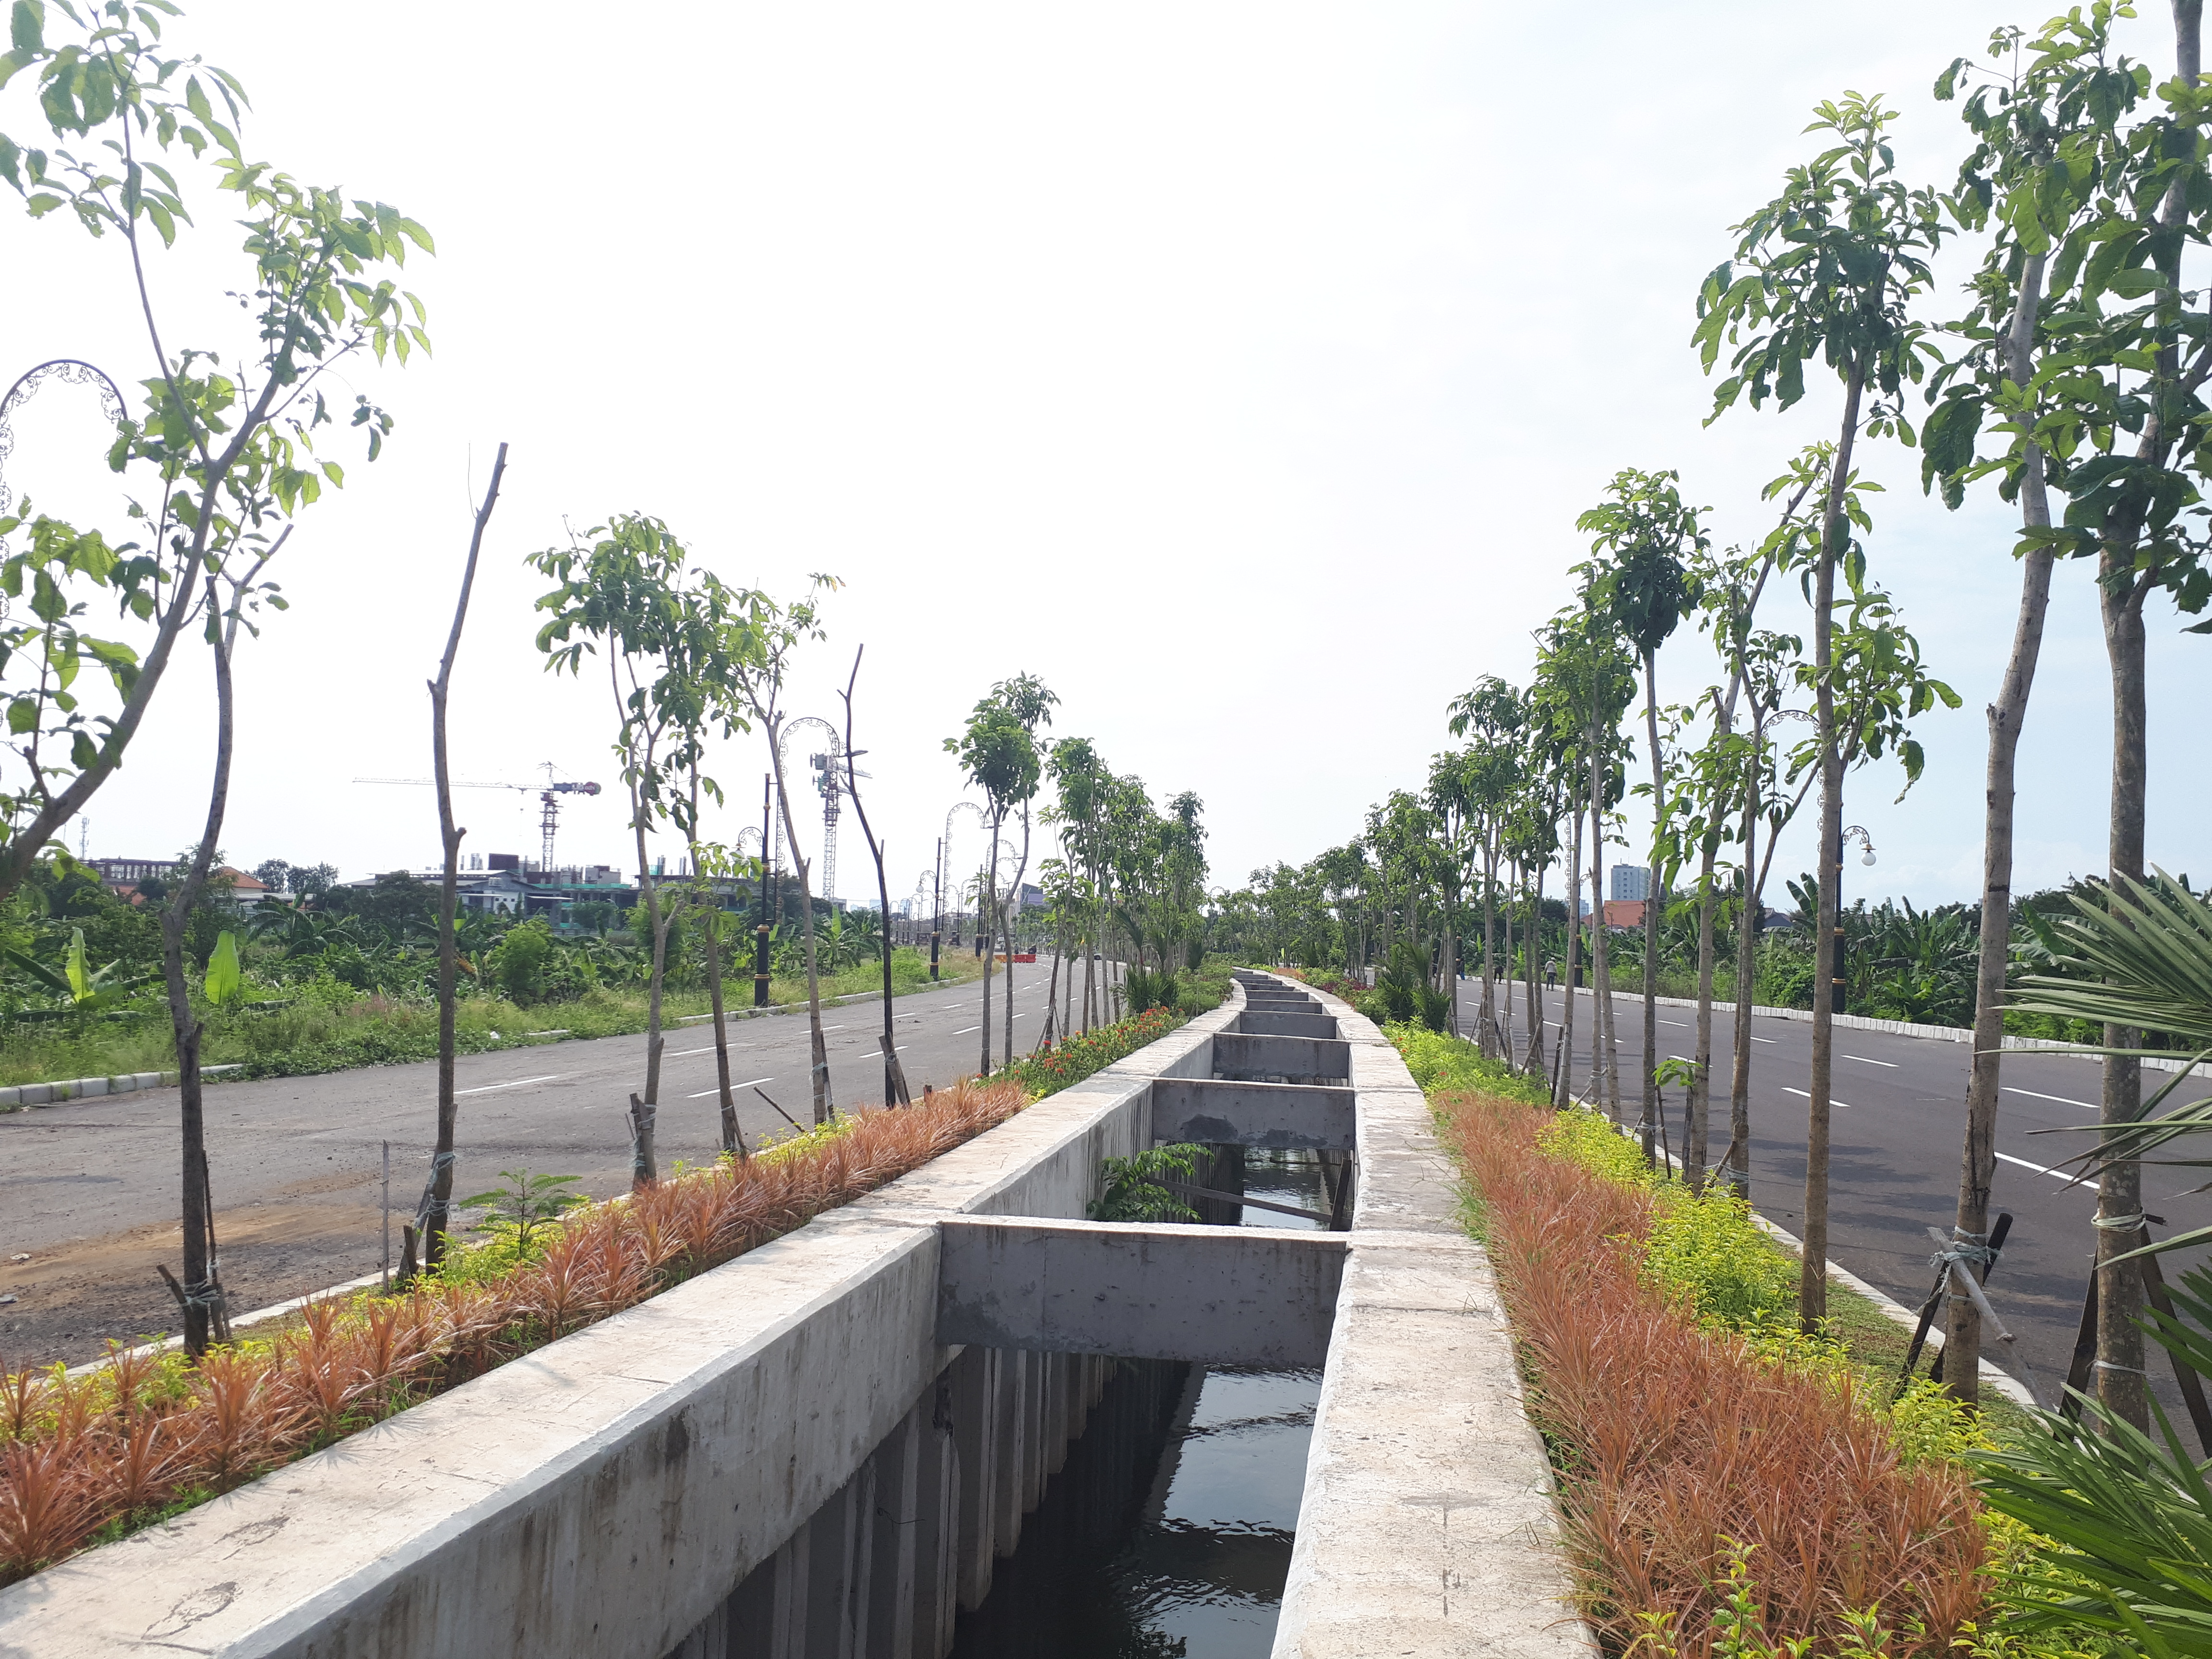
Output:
top-left (3, 0), bottom-right (2207, 911)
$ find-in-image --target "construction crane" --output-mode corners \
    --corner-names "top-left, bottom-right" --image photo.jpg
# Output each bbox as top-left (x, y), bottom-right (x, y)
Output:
top-left (354, 764), bottom-right (602, 873)
top-left (774, 718), bottom-right (868, 905)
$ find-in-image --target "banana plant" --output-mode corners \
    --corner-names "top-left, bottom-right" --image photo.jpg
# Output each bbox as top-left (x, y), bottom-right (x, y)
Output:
top-left (2009, 869), bottom-right (2212, 1240)
top-left (0, 926), bottom-right (156, 1014)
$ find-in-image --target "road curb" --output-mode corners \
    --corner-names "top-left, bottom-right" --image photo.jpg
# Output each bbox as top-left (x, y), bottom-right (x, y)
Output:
top-left (0, 1063), bottom-right (244, 1112)
top-left (1571, 985), bottom-right (2212, 1080)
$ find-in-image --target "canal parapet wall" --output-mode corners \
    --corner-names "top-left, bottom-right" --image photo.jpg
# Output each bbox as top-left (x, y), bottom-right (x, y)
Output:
top-left (0, 974), bottom-right (1589, 1658)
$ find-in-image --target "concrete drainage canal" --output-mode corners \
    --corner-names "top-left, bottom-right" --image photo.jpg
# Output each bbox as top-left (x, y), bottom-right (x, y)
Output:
top-left (0, 972), bottom-right (1589, 1659)
top-left (948, 1154), bottom-right (1335, 1658)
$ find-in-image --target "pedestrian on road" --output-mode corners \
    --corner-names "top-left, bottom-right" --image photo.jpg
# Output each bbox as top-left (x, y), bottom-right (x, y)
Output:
top-left (1544, 957), bottom-right (1558, 990)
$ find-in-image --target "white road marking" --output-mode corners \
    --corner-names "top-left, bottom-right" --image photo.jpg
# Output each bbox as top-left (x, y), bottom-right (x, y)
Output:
top-left (1782, 1085), bottom-right (1853, 1108)
top-left (1751, 1036), bottom-right (1777, 1045)
top-left (1996, 1148), bottom-right (2088, 1185)
top-left (454, 1073), bottom-right (568, 1096)
top-left (2005, 1085), bottom-right (2098, 1110)
top-left (1842, 1054), bottom-right (1899, 1068)
top-left (1659, 1019), bottom-right (1689, 1028)
top-left (953, 1026), bottom-right (981, 1035)
top-left (688, 1075), bottom-right (774, 1099)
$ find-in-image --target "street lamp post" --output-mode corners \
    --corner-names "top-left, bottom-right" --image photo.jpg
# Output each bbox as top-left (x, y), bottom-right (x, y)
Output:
top-left (755, 772), bottom-right (774, 1007)
top-left (930, 836), bottom-right (944, 981)
top-left (1834, 825), bottom-right (1876, 1014)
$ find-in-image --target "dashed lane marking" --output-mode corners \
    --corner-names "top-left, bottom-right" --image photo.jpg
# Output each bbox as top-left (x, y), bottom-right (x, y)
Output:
top-left (1781, 1085), bottom-right (1853, 1109)
top-left (687, 1076), bottom-right (775, 1099)
top-left (2005, 1085), bottom-right (2098, 1110)
top-left (454, 1073), bottom-right (569, 1096)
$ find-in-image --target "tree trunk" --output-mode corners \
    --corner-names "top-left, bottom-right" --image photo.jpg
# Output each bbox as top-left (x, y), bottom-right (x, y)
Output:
top-left (2095, 567), bottom-right (2152, 1424)
top-left (1081, 876), bottom-right (1096, 1033)
top-left (1641, 649), bottom-right (1664, 1165)
top-left (1561, 801), bottom-right (1582, 1105)
top-left (768, 721), bottom-right (832, 1122)
top-left (426, 446), bottom-right (506, 1267)
top-left (1802, 361), bottom-right (1867, 1332)
top-left (1589, 736), bottom-right (1619, 1118)
top-left (1003, 806), bottom-right (1033, 1069)
top-left (1946, 252), bottom-right (2051, 1406)
top-left (979, 813), bottom-right (1001, 1075)
top-left (703, 896), bottom-right (745, 1150)
top-left (1042, 928), bottom-right (1063, 1049)
top-left (1524, 855), bottom-right (1545, 1071)
top-left (1479, 842), bottom-right (1498, 1056)
top-left (632, 814), bottom-right (670, 1160)
top-left (1689, 815), bottom-right (1722, 1188)
top-left (161, 535), bottom-right (281, 1352)
top-left (1728, 750), bottom-right (1760, 1199)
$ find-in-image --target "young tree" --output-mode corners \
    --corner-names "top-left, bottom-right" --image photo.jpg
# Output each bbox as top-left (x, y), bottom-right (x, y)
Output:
top-left (418, 444), bottom-right (507, 1276)
top-left (838, 645), bottom-right (906, 1107)
top-left (1665, 457), bottom-right (1822, 1184)
top-left (1530, 608), bottom-right (1633, 1108)
top-left (1445, 676), bottom-right (1525, 1056)
top-left (1045, 736), bottom-right (1109, 1034)
top-left (1580, 468), bottom-right (1706, 1163)
top-left (716, 578), bottom-right (838, 1121)
top-left (947, 687), bottom-right (1041, 1076)
top-left (1695, 91), bottom-right (1946, 1327)
top-left (0, 5), bottom-right (426, 904)
top-left (1923, 3), bottom-right (2191, 1418)
top-left (155, 520), bottom-right (283, 1353)
top-left (986, 675), bottom-right (1055, 1066)
top-left (529, 516), bottom-right (733, 1170)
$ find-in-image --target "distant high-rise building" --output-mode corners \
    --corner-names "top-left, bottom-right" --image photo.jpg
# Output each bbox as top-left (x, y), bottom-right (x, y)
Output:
top-left (1611, 865), bottom-right (1651, 902)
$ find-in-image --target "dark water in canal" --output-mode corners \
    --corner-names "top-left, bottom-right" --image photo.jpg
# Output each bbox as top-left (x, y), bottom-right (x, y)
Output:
top-left (948, 1150), bottom-right (1330, 1659)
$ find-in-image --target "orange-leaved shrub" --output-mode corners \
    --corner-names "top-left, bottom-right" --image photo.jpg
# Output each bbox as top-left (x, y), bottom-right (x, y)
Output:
top-left (0, 1079), bottom-right (1025, 1586)
top-left (1436, 1089), bottom-right (1986, 1658)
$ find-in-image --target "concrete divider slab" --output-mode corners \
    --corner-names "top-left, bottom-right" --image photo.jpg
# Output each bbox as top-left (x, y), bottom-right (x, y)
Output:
top-left (1238, 1011), bottom-right (1339, 1039)
top-left (934, 1216), bottom-right (1345, 1365)
top-left (1212, 1032), bottom-right (1351, 1083)
top-left (1150, 1077), bottom-right (1354, 1150)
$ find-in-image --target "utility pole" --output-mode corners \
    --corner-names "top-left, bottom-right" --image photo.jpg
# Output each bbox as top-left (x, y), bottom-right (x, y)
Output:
top-left (755, 772), bottom-right (773, 1008)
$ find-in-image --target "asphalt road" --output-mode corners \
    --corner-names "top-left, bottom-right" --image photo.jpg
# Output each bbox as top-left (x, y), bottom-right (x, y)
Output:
top-left (0, 958), bottom-right (1068, 1368)
top-left (1456, 978), bottom-right (2212, 1408)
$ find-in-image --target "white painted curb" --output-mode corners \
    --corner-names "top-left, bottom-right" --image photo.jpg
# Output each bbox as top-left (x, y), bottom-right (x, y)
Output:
top-left (0, 1062), bottom-right (243, 1110)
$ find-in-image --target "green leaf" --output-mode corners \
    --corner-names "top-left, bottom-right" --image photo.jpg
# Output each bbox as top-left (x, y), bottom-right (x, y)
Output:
top-left (2107, 266), bottom-right (2165, 299)
top-left (10, 1), bottom-right (42, 56)
top-left (204, 929), bottom-right (241, 1006)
